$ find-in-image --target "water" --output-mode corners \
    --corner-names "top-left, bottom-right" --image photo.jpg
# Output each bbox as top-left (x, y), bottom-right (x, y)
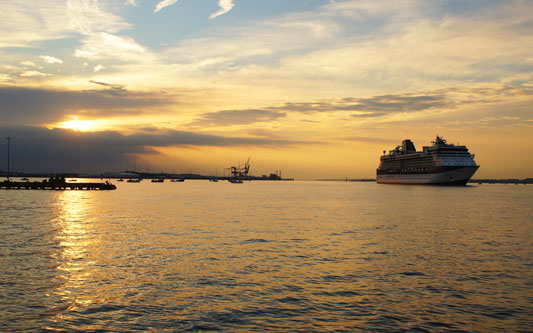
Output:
top-left (1, 181), bottom-right (532, 331)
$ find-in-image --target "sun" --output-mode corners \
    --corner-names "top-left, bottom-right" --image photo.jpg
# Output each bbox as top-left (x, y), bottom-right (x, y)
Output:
top-left (59, 119), bottom-right (98, 131)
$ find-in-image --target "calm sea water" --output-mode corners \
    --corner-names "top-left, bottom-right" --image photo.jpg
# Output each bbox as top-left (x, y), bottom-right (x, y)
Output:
top-left (1, 180), bottom-right (531, 332)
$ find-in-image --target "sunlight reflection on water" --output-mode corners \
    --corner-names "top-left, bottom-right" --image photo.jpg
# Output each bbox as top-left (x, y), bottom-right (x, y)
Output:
top-left (1, 181), bottom-right (532, 331)
top-left (53, 191), bottom-right (99, 316)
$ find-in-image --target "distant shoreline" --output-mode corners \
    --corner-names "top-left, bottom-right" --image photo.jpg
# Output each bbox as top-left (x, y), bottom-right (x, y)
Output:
top-left (1, 172), bottom-right (531, 184)
top-left (0, 171), bottom-right (293, 182)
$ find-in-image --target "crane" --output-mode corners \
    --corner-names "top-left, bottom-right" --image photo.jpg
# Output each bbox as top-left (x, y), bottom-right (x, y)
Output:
top-left (227, 157), bottom-right (251, 179)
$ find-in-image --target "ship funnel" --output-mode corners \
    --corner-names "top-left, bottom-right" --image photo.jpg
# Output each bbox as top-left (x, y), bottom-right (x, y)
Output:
top-left (401, 139), bottom-right (416, 153)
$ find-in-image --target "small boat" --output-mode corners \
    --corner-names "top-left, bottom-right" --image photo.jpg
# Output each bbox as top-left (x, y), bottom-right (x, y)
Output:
top-left (209, 178), bottom-right (219, 182)
top-left (228, 179), bottom-right (243, 184)
top-left (117, 178), bottom-right (124, 182)
top-left (68, 179), bottom-right (77, 182)
top-left (151, 178), bottom-right (164, 183)
top-left (21, 177), bottom-right (29, 181)
top-left (127, 178), bottom-right (141, 183)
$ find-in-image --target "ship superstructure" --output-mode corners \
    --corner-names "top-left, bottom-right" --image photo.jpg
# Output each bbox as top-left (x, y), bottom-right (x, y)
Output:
top-left (377, 136), bottom-right (479, 185)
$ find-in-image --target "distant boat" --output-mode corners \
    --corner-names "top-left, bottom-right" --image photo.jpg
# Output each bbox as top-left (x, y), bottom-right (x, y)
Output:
top-left (151, 178), bottom-right (164, 183)
top-left (171, 178), bottom-right (184, 182)
top-left (117, 178), bottom-right (124, 182)
top-left (127, 178), bottom-right (141, 183)
top-left (21, 177), bottom-right (29, 181)
top-left (209, 178), bottom-right (218, 182)
top-left (228, 179), bottom-right (243, 184)
top-left (68, 179), bottom-right (77, 182)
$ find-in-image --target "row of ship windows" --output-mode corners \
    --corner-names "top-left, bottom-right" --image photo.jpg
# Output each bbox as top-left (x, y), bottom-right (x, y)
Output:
top-left (437, 154), bottom-right (471, 157)
top-left (379, 167), bottom-right (431, 174)
top-left (382, 162), bottom-right (434, 168)
top-left (384, 158), bottom-right (469, 164)
top-left (383, 155), bottom-right (434, 160)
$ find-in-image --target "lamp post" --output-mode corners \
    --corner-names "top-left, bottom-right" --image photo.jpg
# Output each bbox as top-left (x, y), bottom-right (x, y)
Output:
top-left (6, 135), bottom-right (10, 181)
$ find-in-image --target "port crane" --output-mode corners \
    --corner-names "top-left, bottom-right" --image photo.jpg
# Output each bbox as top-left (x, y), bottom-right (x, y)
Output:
top-left (227, 157), bottom-right (251, 179)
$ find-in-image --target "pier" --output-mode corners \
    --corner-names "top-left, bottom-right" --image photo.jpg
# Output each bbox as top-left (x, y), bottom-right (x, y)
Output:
top-left (0, 176), bottom-right (116, 191)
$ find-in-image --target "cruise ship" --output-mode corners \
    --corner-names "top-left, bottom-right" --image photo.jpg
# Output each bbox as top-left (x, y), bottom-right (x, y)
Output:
top-left (377, 136), bottom-right (479, 185)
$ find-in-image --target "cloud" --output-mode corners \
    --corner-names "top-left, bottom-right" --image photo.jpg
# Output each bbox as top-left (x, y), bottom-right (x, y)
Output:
top-left (0, 0), bottom-right (132, 48)
top-left (74, 32), bottom-right (147, 61)
top-left (88, 80), bottom-right (127, 95)
top-left (162, 4), bottom-right (338, 71)
top-left (0, 0), bottom-right (147, 67)
top-left (20, 71), bottom-right (50, 77)
top-left (206, 85), bottom-right (533, 122)
top-left (153, 0), bottom-right (234, 17)
top-left (0, 126), bottom-right (308, 173)
top-left (20, 61), bottom-right (39, 68)
top-left (0, 1), bottom-right (69, 47)
top-left (264, 93), bottom-right (454, 118)
top-left (340, 135), bottom-right (398, 144)
top-left (67, 0), bottom-right (131, 35)
top-left (193, 109), bottom-right (286, 126)
top-left (343, 94), bottom-right (453, 117)
top-left (154, 0), bottom-right (178, 13)
top-left (129, 127), bottom-right (305, 147)
top-left (66, 0), bottom-right (149, 63)
top-left (151, 0), bottom-right (533, 103)
top-left (40, 55), bottom-right (63, 64)
top-left (93, 64), bottom-right (105, 72)
top-left (210, 0), bottom-right (235, 19)
top-left (0, 86), bottom-right (171, 125)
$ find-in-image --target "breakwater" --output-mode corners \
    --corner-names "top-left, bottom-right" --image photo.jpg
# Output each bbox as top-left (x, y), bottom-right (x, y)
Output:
top-left (0, 179), bottom-right (116, 190)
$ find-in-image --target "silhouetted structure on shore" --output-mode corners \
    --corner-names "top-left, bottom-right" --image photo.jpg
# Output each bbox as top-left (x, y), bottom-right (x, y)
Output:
top-left (0, 175), bottom-right (116, 190)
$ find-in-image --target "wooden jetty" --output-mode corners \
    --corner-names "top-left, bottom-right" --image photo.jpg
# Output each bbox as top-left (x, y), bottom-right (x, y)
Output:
top-left (0, 176), bottom-right (116, 190)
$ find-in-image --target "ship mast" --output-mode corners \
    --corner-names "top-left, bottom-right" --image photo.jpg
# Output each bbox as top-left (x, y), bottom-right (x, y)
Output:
top-left (6, 135), bottom-right (11, 181)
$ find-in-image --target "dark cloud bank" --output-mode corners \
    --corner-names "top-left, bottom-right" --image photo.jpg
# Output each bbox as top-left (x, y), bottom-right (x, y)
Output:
top-left (0, 85), bottom-right (169, 125)
top-left (0, 126), bottom-right (304, 173)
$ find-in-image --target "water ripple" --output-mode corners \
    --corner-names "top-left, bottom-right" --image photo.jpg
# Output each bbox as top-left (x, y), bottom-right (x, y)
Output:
top-left (1, 182), bottom-right (532, 331)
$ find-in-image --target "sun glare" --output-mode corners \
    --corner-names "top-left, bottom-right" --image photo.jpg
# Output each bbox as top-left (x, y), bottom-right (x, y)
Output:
top-left (59, 120), bottom-right (97, 132)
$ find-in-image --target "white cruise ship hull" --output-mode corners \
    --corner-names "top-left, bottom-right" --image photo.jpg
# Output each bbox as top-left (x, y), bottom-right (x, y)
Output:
top-left (377, 166), bottom-right (479, 185)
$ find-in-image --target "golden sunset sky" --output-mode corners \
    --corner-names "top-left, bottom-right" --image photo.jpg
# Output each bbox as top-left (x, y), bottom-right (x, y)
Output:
top-left (1, 0), bottom-right (532, 178)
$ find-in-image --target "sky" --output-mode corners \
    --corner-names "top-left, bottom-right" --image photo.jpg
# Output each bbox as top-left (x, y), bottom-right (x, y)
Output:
top-left (0, 0), bottom-right (532, 179)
